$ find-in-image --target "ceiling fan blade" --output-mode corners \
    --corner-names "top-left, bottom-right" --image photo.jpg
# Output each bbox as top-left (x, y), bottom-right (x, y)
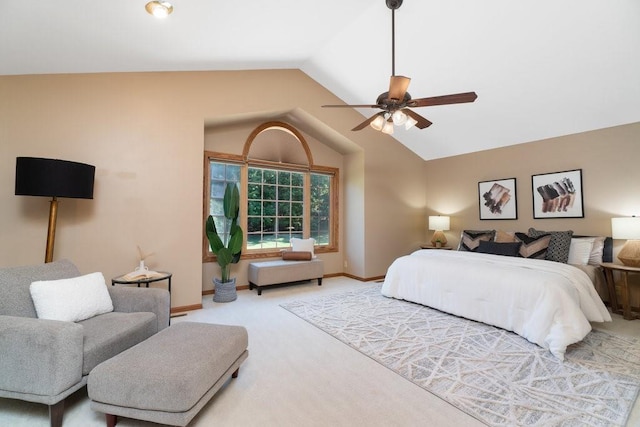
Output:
top-left (322, 104), bottom-right (380, 108)
top-left (408, 91), bottom-right (478, 108)
top-left (352, 113), bottom-right (384, 131)
top-left (388, 76), bottom-right (411, 101)
top-left (404, 109), bottom-right (432, 129)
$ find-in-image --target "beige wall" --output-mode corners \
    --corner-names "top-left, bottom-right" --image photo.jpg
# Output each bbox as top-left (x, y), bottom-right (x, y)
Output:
top-left (0, 69), bottom-right (426, 310)
top-left (4, 69), bottom-right (632, 311)
top-left (423, 122), bottom-right (640, 305)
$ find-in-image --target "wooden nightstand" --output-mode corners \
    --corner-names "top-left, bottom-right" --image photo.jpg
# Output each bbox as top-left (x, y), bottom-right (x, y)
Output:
top-left (601, 262), bottom-right (640, 320)
top-left (420, 245), bottom-right (453, 250)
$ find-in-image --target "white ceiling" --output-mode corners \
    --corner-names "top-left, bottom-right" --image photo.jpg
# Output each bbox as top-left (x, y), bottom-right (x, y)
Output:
top-left (2, 0), bottom-right (639, 160)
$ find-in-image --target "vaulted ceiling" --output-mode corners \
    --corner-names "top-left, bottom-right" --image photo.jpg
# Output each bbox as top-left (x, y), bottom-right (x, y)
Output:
top-left (2, 0), bottom-right (639, 160)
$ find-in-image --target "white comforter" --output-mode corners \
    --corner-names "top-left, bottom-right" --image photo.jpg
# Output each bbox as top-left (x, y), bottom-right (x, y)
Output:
top-left (381, 250), bottom-right (612, 360)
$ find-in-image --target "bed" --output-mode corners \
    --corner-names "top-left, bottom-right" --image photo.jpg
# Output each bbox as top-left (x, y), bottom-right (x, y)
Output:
top-left (381, 233), bottom-right (613, 360)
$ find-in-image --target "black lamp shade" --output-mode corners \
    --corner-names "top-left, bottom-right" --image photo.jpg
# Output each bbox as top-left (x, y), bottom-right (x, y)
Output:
top-left (15, 157), bottom-right (95, 199)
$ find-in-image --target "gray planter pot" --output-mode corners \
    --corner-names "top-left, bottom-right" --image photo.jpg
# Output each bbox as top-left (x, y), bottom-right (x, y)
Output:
top-left (213, 277), bottom-right (237, 302)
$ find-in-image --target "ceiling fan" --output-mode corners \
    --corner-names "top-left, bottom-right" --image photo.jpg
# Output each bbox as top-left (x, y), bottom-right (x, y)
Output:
top-left (322, 0), bottom-right (477, 134)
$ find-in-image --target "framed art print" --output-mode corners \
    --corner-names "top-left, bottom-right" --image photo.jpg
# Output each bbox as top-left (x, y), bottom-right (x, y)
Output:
top-left (532, 169), bottom-right (584, 218)
top-left (478, 178), bottom-right (517, 220)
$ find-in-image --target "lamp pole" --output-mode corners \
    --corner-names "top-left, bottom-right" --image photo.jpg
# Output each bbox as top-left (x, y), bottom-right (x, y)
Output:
top-left (45, 196), bottom-right (58, 263)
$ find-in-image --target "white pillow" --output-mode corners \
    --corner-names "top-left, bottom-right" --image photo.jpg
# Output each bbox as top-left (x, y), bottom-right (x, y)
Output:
top-left (290, 237), bottom-right (316, 257)
top-left (567, 238), bottom-right (594, 265)
top-left (30, 272), bottom-right (114, 322)
top-left (587, 236), bottom-right (606, 266)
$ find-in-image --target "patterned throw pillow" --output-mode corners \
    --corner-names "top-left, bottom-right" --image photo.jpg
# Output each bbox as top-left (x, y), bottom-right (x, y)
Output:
top-left (528, 228), bottom-right (573, 263)
top-left (515, 232), bottom-right (552, 259)
top-left (458, 230), bottom-right (496, 252)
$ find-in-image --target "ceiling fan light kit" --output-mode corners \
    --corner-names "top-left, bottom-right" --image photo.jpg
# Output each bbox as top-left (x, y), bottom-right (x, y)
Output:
top-left (322, 0), bottom-right (477, 133)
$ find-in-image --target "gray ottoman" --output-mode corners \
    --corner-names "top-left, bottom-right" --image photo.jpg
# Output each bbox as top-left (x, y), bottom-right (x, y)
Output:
top-left (88, 322), bottom-right (248, 426)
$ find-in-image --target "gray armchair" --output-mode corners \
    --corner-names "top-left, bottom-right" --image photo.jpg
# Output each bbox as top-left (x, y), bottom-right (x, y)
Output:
top-left (0, 259), bottom-right (170, 427)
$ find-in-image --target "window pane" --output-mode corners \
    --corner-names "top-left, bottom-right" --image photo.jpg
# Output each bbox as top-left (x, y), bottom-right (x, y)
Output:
top-left (263, 201), bottom-right (276, 216)
top-left (263, 185), bottom-right (276, 200)
top-left (261, 233), bottom-right (277, 248)
top-left (248, 200), bottom-right (261, 216)
top-left (291, 173), bottom-right (303, 187)
top-left (226, 165), bottom-right (241, 181)
top-left (264, 170), bottom-right (276, 184)
top-left (278, 218), bottom-right (291, 232)
top-left (278, 187), bottom-right (290, 201)
top-left (247, 217), bottom-right (261, 232)
top-left (207, 161), bottom-right (241, 251)
top-left (291, 187), bottom-right (303, 202)
top-left (278, 171), bottom-right (290, 186)
top-left (262, 217), bottom-right (275, 232)
top-left (278, 202), bottom-right (290, 216)
top-left (310, 173), bottom-right (332, 246)
top-left (248, 168), bottom-right (261, 183)
top-left (291, 202), bottom-right (303, 216)
top-left (248, 183), bottom-right (261, 199)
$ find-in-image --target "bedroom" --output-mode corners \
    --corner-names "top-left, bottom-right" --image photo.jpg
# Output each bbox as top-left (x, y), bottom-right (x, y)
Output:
top-left (1, 1), bottom-right (639, 425)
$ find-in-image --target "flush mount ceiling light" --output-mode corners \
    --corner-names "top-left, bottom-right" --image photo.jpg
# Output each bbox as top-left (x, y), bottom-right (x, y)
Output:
top-left (145, 1), bottom-right (173, 18)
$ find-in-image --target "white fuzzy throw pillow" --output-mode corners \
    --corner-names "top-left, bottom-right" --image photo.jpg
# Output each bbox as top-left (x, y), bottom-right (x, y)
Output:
top-left (30, 272), bottom-right (114, 322)
top-left (290, 237), bottom-right (316, 257)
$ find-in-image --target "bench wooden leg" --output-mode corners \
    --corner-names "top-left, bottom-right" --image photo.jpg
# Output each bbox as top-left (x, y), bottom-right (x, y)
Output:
top-left (318, 278), bottom-right (323, 286)
top-left (106, 413), bottom-right (118, 427)
top-left (49, 400), bottom-right (64, 427)
top-left (232, 367), bottom-right (240, 378)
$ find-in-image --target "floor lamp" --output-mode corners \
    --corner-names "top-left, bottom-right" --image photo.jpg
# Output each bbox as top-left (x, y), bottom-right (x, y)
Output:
top-left (15, 157), bottom-right (95, 263)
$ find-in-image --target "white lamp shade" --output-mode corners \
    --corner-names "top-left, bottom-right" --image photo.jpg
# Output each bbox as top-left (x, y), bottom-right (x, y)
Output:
top-left (611, 217), bottom-right (640, 240)
top-left (428, 215), bottom-right (450, 231)
top-left (381, 120), bottom-right (394, 135)
top-left (370, 115), bottom-right (385, 131)
top-left (404, 115), bottom-right (418, 130)
top-left (392, 110), bottom-right (408, 125)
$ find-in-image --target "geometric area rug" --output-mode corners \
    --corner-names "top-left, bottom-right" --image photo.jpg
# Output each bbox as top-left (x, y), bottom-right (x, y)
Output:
top-left (281, 284), bottom-right (640, 427)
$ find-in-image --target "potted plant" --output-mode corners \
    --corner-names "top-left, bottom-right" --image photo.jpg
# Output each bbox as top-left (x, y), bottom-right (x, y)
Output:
top-left (205, 183), bottom-right (243, 302)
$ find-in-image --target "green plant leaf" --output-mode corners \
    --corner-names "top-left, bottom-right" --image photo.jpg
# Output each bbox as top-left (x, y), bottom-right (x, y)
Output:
top-left (205, 215), bottom-right (224, 253)
top-left (205, 183), bottom-right (244, 282)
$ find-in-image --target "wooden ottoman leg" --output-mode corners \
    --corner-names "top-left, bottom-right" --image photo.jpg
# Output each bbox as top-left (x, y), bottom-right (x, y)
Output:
top-left (318, 277), bottom-right (323, 286)
top-left (106, 414), bottom-right (118, 427)
top-left (232, 367), bottom-right (240, 378)
top-left (49, 400), bottom-right (64, 427)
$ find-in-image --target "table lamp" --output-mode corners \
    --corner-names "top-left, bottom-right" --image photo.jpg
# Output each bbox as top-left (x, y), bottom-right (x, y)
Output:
top-left (429, 215), bottom-right (450, 247)
top-left (15, 157), bottom-right (95, 263)
top-left (611, 216), bottom-right (640, 267)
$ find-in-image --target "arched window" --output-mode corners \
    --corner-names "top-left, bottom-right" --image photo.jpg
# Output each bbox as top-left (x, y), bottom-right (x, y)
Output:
top-left (204, 122), bottom-right (338, 261)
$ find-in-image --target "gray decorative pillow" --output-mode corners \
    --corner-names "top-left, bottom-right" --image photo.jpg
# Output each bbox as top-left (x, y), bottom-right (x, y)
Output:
top-left (528, 228), bottom-right (573, 263)
top-left (458, 230), bottom-right (496, 252)
top-left (515, 232), bottom-right (551, 260)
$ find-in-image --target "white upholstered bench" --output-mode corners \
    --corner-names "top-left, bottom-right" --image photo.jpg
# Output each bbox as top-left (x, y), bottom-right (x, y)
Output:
top-left (248, 258), bottom-right (324, 295)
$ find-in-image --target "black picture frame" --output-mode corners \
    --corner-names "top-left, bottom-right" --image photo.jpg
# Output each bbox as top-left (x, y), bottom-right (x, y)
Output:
top-left (478, 178), bottom-right (518, 220)
top-left (532, 169), bottom-right (584, 219)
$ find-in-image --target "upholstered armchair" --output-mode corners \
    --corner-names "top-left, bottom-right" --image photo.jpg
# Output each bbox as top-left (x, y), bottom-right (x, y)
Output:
top-left (0, 259), bottom-right (170, 427)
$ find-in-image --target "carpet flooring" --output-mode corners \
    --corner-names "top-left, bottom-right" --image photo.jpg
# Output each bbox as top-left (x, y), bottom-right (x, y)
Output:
top-left (281, 284), bottom-right (640, 427)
